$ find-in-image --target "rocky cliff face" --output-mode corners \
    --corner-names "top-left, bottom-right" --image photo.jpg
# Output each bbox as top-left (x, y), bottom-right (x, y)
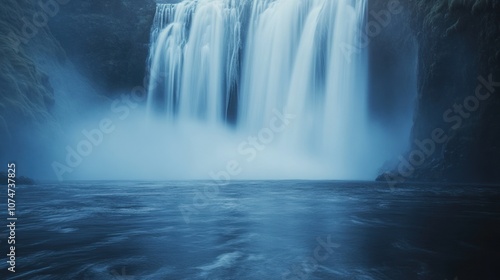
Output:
top-left (49, 0), bottom-right (156, 92)
top-left (378, 0), bottom-right (500, 184)
top-left (0, 0), bottom-right (63, 149)
top-left (0, 0), bottom-right (156, 171)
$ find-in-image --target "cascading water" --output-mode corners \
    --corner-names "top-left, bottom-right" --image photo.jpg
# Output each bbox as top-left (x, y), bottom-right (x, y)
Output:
top-left (146, 0), bottom-right (375, 179)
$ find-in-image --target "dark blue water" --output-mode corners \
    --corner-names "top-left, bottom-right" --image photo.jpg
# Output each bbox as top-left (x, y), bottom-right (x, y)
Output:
top-left (1, 181), bottom-right (499, 279)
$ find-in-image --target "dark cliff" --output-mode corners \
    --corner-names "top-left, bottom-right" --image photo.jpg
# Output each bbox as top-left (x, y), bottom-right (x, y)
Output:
top-left (378, 0), bottom-right (500, 184)
top-left (0, 0), bottom-right (156, 176)
top-left (49, 0), bottom-right (156, 92)
top-left (0, 0), bottom-right (63, 150)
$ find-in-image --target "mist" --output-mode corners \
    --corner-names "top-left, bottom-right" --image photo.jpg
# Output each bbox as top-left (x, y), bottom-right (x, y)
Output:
top-left (2, 0), bottom-right (417, 183)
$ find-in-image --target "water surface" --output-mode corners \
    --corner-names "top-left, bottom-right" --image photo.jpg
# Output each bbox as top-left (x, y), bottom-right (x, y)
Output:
top-left (1, 181), bottom-right (499, 279)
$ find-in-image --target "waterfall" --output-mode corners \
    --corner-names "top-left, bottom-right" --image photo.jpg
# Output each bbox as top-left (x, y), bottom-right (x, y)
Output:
top-left (147, 0), bottom-right (372, 179)
top-left (147, 0), bottom-right (243, 123)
